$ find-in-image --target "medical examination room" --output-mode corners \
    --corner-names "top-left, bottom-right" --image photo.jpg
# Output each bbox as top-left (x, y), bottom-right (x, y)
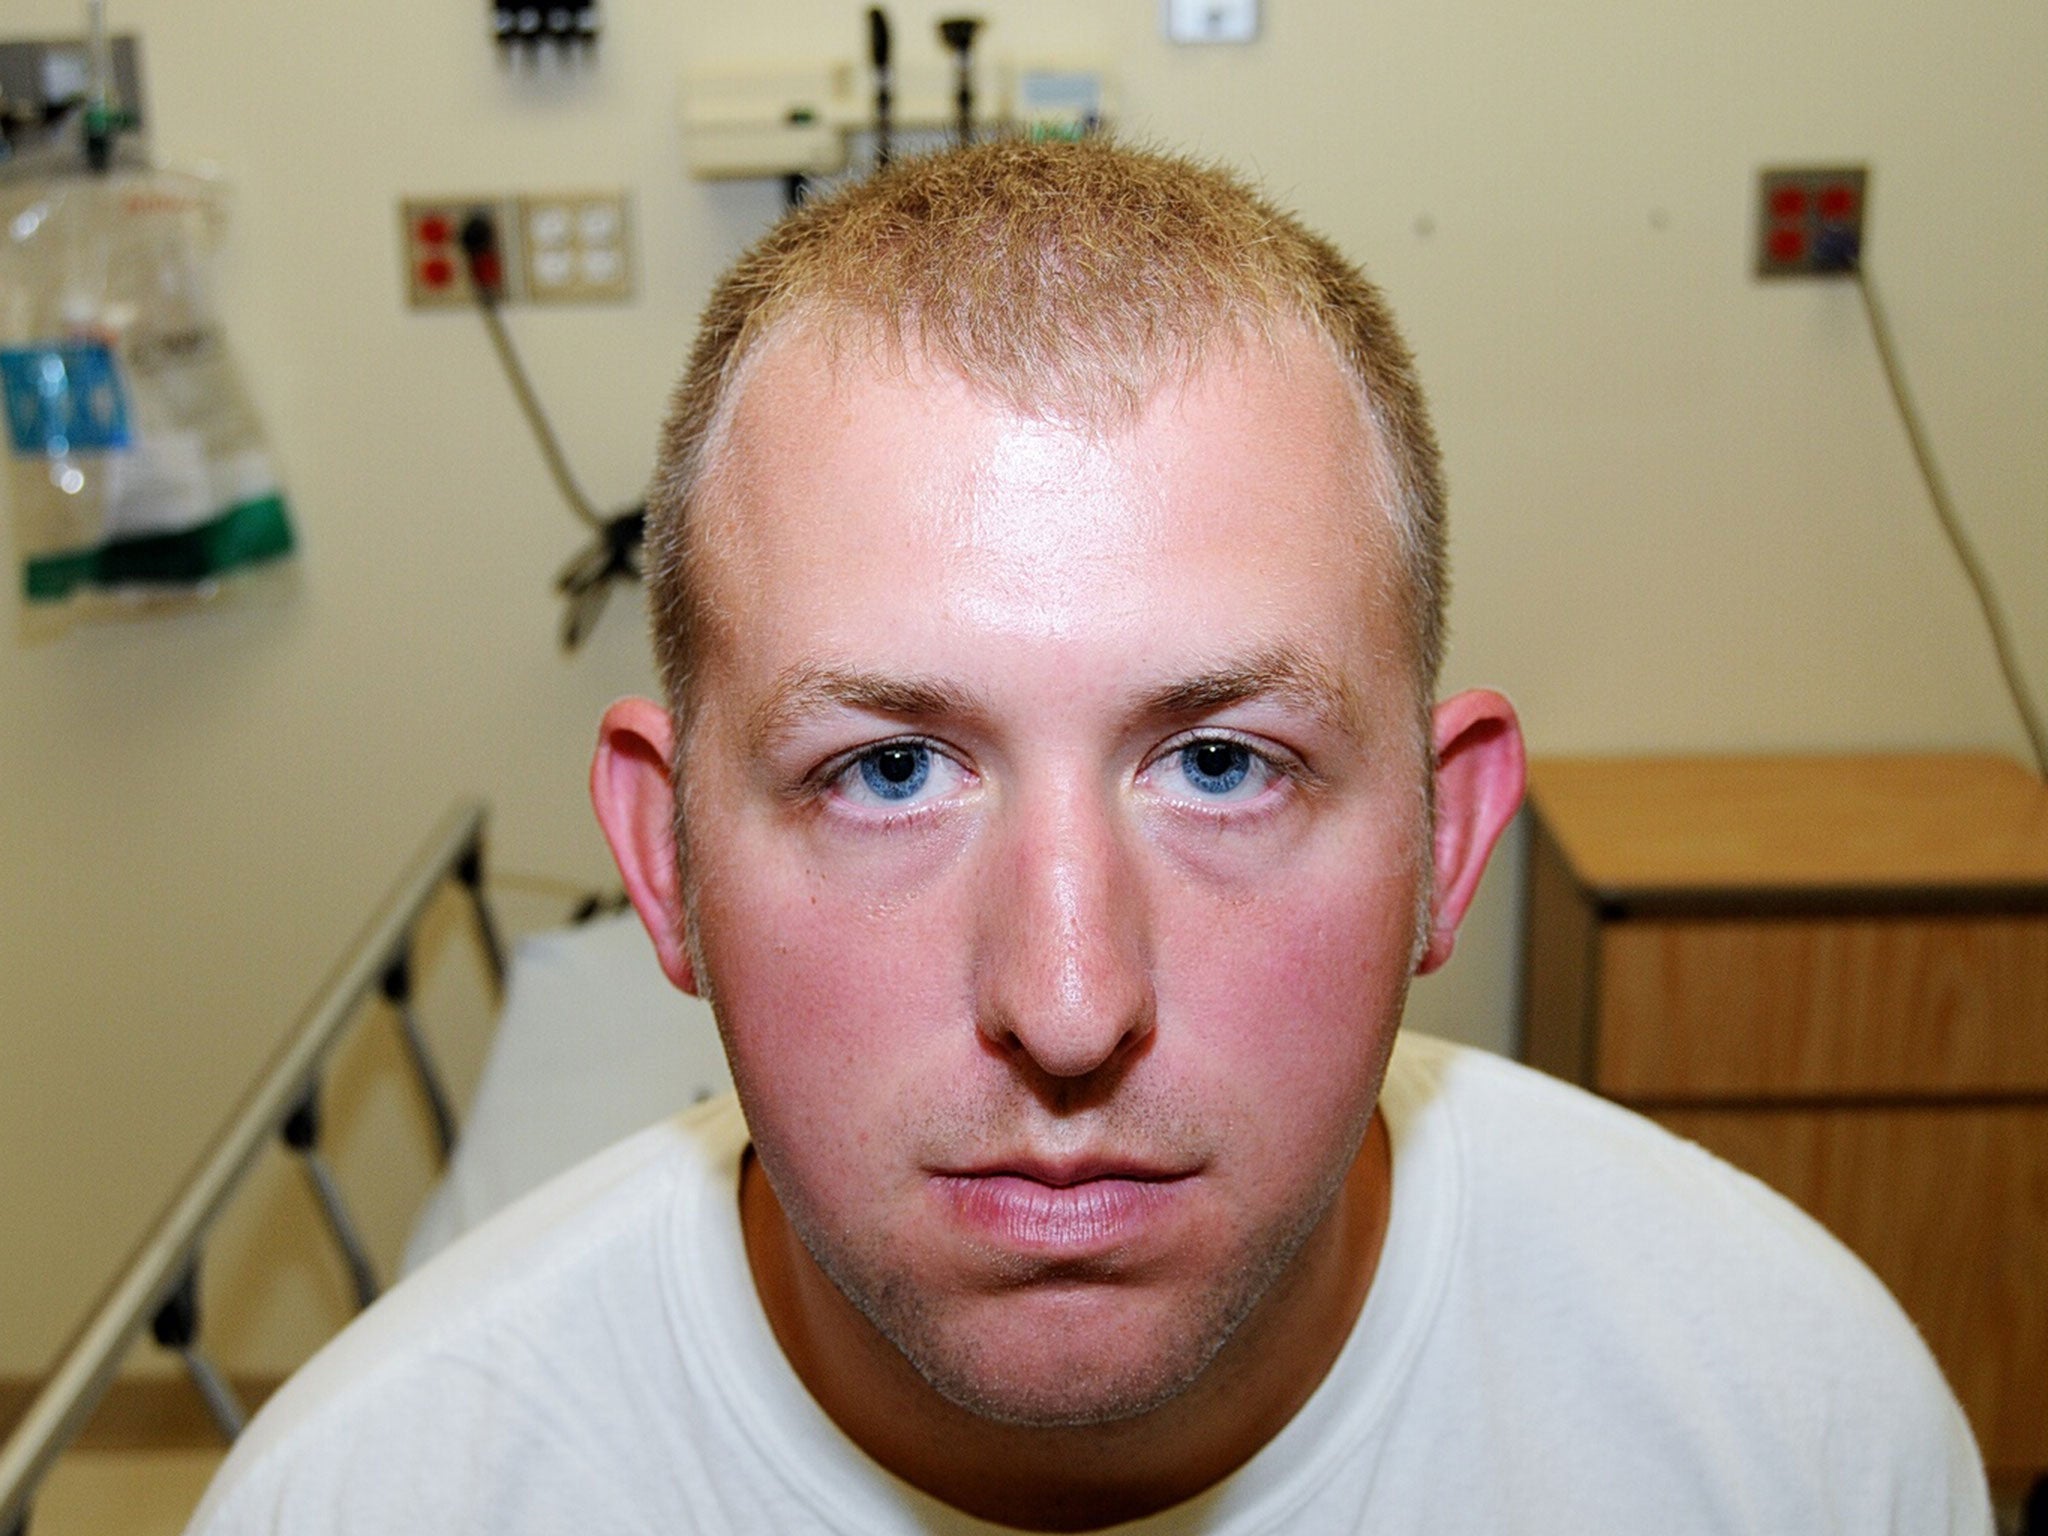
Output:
top-left (1, 0), bottom-right (2044, 1530)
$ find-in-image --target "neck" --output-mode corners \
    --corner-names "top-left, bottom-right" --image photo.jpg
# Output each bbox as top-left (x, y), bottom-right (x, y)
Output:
top-left (740, 1115), bottom-right (1393, 1531)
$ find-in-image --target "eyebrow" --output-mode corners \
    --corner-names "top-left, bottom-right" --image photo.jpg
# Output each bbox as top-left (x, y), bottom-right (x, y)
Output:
top-left (746, 645), bottom-right (1369, 754)
top-left (745, 664), bottom-right (988, 753)
top-left (1140, 646), bottom-right (1371, 742)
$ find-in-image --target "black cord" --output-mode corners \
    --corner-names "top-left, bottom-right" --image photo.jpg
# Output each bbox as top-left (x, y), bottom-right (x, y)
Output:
top-left (1853, 264), bottom-right (2048, 780)
top-left (457, 213), bottom-right (645, 651)
top-left (459, 214), bottom-right (603, 531)
top-left (484, 867), bottom-right (630, 925)
top-left (555, 503), bottom-right (645, 651)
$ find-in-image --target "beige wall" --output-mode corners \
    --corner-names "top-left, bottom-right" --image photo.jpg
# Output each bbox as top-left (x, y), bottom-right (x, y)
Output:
top-left (3, 0), bottom-right (2042, 1381)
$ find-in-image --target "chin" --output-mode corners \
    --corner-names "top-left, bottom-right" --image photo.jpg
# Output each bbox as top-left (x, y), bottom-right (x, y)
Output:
top-left (905, 1315), bottom-right (1226, 1429)
top-left (847, 1260), bottom-right (1288, 1430)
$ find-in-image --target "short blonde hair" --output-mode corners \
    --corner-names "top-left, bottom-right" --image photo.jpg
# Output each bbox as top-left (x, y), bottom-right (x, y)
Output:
top-left (647, 137), bottom-right (1447, 713)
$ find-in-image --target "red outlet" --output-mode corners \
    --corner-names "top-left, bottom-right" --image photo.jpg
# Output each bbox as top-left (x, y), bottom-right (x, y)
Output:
top-left (1756, 165), bottom-right (1867, 279)
top-left (1767, 226), bottom-right (1808, 265)
top-left (399, 196), bottom-right (528, 308)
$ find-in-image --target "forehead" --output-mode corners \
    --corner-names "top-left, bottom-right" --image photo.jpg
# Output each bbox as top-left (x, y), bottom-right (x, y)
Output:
top-left (686, 324), bottom-right (1410, 717)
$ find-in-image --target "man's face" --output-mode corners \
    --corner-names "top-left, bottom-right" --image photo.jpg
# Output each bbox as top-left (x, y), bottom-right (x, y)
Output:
top-left (655, 325), bottom-right (1442, 1425)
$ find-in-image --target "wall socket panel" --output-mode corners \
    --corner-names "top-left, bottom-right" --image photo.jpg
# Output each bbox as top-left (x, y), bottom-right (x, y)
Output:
top-left (518, 191), bottom-right (633, 303)
top-left (1163, 0), bottom-right (1260, 43)
top-left (400, 196), bottom-right (519, 308)
top-left (1755, 165), bottom-right (1867, 278)
top-left (401, 191), bottom-right (633, 308)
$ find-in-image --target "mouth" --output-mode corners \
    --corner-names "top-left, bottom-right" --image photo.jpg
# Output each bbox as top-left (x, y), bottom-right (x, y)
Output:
top-left (929, 1159), bottom-right (1198, 1256)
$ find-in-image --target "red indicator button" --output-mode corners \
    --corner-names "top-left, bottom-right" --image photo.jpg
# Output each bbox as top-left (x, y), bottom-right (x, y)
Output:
top-left (417, 214), bottom-right (453, 246)
top-left (1768, 225), bottom-right (1808, 264)
top-left (1769, 185), bottom-right (1808, 219)
top-left (1817, 183), bottom-right (1859, 220)
top-left (420, 255), bottom-right (455, 288)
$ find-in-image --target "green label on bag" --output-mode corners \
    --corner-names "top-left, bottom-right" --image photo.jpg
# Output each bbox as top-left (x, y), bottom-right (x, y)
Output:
top-left (23, 493), bottom-right (294, 602)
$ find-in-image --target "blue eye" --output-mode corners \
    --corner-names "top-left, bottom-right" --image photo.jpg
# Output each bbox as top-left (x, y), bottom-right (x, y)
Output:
top-left (828, 737), bottom-right (970, 815)
top-left (856, 742), bottom-right (932, 802)
top-left (1179, 740), bottom-right (1253, 796)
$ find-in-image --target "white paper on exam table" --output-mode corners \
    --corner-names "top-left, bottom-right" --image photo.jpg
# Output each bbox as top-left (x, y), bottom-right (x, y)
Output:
top-left (402, 912), bottom-right (732, 1273)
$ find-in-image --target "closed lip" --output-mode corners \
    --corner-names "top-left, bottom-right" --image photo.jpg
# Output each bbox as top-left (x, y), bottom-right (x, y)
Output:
top-left (935, 1155), bottom-right (1197, 1186)
top-left (929, 1159), bottom-right (1199, 1254)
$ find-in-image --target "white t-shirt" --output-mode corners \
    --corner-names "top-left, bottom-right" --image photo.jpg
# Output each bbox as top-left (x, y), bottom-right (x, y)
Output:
top-left (186, 1034), bottom-right (1992, 1534)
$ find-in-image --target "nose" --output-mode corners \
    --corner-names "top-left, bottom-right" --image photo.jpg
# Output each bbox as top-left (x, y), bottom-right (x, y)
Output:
top-left (973, 779), bottom-right (1156, 1085)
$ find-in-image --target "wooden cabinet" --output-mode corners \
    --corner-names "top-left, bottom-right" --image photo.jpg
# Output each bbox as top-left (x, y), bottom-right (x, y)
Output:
top-left (1520, 754), bottom-right (2048, 1479)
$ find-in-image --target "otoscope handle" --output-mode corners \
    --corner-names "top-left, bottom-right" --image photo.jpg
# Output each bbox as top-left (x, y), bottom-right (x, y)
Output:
top-left (869, 7), bottom-right (894, 167)
top-left (937, 17), bottom-right (983, 149)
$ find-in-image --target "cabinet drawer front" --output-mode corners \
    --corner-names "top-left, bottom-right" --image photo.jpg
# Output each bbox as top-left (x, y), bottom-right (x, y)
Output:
top-left (1658, 1104), bottom-right (2048, 1474)
top-left (1597, 915), bottom-right (2048, 1097)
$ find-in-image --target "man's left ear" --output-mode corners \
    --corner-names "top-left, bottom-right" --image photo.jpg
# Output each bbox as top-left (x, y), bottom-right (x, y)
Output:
top-left (1416, 689), bottom-right (1526, 975)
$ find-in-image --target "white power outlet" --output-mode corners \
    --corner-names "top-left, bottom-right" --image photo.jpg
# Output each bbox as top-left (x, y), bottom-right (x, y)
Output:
top-left (520, 191), bottom-right (633, 305)
top-left (1164, 0), bottom-right (1260, 44)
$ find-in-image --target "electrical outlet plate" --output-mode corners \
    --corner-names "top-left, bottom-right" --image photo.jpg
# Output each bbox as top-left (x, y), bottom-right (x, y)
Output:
top-left (400, 191), bottom-right (633, 308)
top-left (401, 196), bottom-right (524, 307)
top-left (1755, 165), bottom-right (1867, 278)
top-left (519, 191), bottom-right (633, 304)
top-left (1164, 0), bottom-right (1260, 44)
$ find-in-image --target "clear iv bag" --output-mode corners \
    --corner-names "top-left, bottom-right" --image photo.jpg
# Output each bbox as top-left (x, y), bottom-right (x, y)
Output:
top-left (0, 155), bottom-right (293, 632)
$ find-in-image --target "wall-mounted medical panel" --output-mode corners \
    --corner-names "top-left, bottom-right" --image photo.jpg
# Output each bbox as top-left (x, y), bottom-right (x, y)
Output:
top-left (680, 58), bottom-right (1109, 181)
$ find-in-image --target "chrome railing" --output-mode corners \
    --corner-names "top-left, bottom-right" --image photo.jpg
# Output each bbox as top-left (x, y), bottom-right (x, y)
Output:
top-left (0, 799), bottom-right (505, 1536)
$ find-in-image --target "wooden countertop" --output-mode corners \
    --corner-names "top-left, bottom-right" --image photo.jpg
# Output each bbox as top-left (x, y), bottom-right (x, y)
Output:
top-left (1526, 754), bottom-right (2048, 901)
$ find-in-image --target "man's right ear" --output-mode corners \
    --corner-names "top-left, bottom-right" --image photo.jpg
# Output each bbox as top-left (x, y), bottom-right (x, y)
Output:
top-left (590, 697), bottom-right (700, 996)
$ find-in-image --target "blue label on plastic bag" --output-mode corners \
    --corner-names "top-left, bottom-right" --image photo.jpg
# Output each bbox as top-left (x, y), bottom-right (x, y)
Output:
top-left (1, 342), bottom-right (133, 456)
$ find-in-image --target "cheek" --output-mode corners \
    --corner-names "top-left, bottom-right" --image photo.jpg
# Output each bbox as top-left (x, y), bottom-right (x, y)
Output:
top-left (689, 833), bottom-right (975, 1140)
top-left (1149, 840), bottom-right (1419, 1132)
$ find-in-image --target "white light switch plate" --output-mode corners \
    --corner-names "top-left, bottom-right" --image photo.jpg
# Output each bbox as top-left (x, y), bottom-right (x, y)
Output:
top-left (1164, 0), bottom-right (1259, 44)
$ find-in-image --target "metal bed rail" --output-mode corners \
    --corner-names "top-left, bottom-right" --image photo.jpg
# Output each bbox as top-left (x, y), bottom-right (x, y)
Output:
top-left (0, 798), bottom-right (506, 1536)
